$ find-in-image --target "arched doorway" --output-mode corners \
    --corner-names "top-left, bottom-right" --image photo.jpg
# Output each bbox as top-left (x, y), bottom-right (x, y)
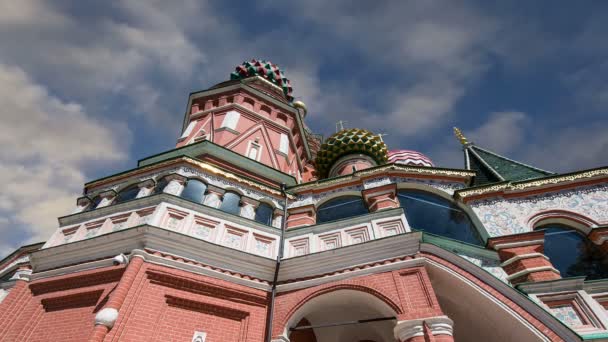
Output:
top-left (284, 289), bottom-right (398, 342)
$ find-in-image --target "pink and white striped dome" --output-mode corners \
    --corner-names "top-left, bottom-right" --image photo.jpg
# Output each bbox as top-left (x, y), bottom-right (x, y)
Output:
top-left (388, 150), bottom-right (434, 167)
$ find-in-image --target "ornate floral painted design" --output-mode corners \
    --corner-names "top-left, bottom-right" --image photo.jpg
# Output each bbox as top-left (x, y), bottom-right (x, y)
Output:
top-left (550, 305), bottom-right (584, 328)
top-left (471, 184), bottom-right (608, 236)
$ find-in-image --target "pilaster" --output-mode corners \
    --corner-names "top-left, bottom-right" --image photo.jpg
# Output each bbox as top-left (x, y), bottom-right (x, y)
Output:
top-left (362, 184), bottom-right (399, 212)
top-left (240, 196), bottom-right (259, 220)
top-left (488, 230), bottom-right (560, 285)
top-left (73, 196), bottom-right (92, 214)
top-left (162, 174), bottom-right (187, 196)
top-left (96, 189), bottom-right (117, 208)
top-left (286, 204), bottom-right (316, 229)
top-left (135, 179), bottom-right (156, 198)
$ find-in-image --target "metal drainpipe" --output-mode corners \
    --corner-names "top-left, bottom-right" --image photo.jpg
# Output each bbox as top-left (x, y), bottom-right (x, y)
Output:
top-left (265, 183), bottom-right (288, 342)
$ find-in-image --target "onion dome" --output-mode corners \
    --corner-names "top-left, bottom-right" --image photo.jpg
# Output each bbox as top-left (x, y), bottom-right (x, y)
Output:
top-left (388, 150), bottom-right (434, 167)
top-left (315, 129), bottom-right (389, 178)
top-left (230, 59), bottom-right (293, 101)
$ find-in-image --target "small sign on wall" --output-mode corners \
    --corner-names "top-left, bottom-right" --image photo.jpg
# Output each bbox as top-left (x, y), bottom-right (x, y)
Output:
top-left (192, 331), bottom-right (207, 342)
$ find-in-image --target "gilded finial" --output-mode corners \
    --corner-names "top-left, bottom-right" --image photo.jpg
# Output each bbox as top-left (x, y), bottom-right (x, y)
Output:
top-left (453, 127), bottom-right (469, 146)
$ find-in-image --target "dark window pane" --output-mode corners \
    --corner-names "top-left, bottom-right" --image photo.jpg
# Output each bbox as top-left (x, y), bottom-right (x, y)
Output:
top-left (540, 224), bottom-right (608, 280)
top-left (154, 177), bottom-right (169, 194)
top-left (114, 185), bottom-right (140, 204)
top-left (255, 203), bottom-right (274, 225)
top-left (180, 179), bottom-right (207, 204)
top-left (397, 190), bottom-right (482, 245)
top-left (317, 196), bottom-right (368, 223)
top-left (220, 192), bottom-right (241, 215)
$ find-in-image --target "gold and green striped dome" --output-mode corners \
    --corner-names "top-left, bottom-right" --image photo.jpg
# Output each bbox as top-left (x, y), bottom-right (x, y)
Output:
top-left (315, 128), bottom-right (389, 178)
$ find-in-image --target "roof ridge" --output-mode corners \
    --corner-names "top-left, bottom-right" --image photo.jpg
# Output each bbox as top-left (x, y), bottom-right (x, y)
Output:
top-left (470, 145), bottom-right (554, 175)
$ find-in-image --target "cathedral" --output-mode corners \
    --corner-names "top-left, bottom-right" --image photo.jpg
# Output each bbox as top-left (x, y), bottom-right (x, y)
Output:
top-left (1, 59), bottom-right (607, 341)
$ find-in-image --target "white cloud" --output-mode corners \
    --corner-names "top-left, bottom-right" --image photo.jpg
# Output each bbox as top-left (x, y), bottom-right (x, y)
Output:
top-left (467, 111), bottom-right (529, 154)
top-left (0, 64), bottom-right (129, 255)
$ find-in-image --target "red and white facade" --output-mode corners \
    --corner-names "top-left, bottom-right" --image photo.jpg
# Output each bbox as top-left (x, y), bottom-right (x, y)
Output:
top-left (1, 60), bottom-right (607, 342)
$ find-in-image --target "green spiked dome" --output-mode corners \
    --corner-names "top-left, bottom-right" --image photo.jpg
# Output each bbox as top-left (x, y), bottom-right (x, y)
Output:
top-left (230, 59), bottom-right (294, 101)
top-left (315, 128), bottom-right (389, 178)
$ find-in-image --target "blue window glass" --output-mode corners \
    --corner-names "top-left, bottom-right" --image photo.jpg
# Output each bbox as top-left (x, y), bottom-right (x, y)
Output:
top-left (114, 185), bottom-right (140, 204)
top-left (154, 177), bottom-right (169, 194)
top-left (255, 203), bottom-right (274, 226)
top-left (220, 191), bottom-right (241, 215)
top-left (539, 224), bottom-right (608, 280)
top-left (316, 196), bottom-right (368, 223)
top-left (85, 195), bottom-right (103, 212)
top-left (180, 179), bottom-right (207, 204)
top-left (397, 190), bottom-right (482, 245)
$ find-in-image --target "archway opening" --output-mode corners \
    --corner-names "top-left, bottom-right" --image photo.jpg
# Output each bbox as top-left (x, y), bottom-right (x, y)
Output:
top-left (285, 289), bottom-right (397, 342)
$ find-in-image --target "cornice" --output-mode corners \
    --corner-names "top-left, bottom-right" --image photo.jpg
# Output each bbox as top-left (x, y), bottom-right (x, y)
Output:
top-left (85, 156), bottom-right (287, 198)
top-left (290, 163), bottom-right (475, 193)
top-left (457, 167), bottom-right (608, 201)
top-left (30, 225), bottom-right (277, 282)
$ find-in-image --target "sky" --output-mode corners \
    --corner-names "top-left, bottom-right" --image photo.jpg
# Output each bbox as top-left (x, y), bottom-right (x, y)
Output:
top-left (1, 1), bottom-right (607, 258)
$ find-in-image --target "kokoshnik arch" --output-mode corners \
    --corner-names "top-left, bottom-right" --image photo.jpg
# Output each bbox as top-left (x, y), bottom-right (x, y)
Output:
top-left (1, 59), bottom-right (608, 342)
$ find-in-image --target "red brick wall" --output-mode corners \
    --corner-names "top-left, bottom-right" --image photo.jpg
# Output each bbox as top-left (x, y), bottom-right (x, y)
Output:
top-left (0, 266), bottom-right (122, 341)
top-left (272, 266), bottom-right (444, 338)
top-left (105, 263), bottom-right (269, 342)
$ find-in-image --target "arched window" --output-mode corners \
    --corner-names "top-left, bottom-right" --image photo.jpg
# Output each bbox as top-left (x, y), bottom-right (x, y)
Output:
top-left (180, 179), bottom-right (207, 204)
top-left (397, 190), bottom-right (483, 245)
top-left (85, 195), bottom-right (103, 212)
top-left (153, 177), bottom-right (169, 194)
top-left (255, 202), bottom-right (274, 225)
top-left (220, 191), bottom-right (241, 215)
top-left (537, 224), bottom-right (608, 280)
top-left (113, 184), bottom-right (140, 204)
top-left (316, 196), bottom-right (368, 223)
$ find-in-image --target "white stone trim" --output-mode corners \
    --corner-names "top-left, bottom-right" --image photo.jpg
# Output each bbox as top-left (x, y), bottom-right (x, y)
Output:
top-left (505, 266), bottom-right (560, 281)
top-left (421, 243), bottom-right (580, 341)
top-left (500, 253), bottom-right (549, 267)
top-left (393, 316), bottom-right (453, 341)
top-left (492, 239), bottom-right (545, 250)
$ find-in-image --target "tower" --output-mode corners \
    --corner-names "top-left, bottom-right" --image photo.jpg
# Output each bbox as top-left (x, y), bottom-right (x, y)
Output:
top-left (0, 60), bottom-right (607, 342)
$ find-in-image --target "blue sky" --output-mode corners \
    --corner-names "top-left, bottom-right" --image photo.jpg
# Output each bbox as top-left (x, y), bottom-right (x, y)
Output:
top-left (0, 1), bottom-right (607, 258)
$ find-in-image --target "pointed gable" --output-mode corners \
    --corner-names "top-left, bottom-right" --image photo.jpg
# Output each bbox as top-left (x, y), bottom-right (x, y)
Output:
top-left (467, 146), bottom-right (554, 186)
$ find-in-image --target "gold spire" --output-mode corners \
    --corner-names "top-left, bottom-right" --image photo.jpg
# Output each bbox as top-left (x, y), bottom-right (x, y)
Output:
top-left (453, 127), bottom-right (469, 145)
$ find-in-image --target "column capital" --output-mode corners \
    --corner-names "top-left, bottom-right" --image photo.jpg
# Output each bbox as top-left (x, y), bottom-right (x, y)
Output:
top-left (98, 189), bottom-right (118, 199)
top-left (240, 196), bottom-right (260, 207)
top-left (206, 184), bottom-right (226, 196)
top-left (164, 173), bottom-right (187, 183)
top-left (487, 230), bottom-right (546, 251)
top-left (137, 179), bottom-right (156, 189)
top-left (394, 316), bottom-right (453, 342)
top-left (76, 196), bottom-right (91, 207)
top-left (589, 226), bottom-right (608, 245)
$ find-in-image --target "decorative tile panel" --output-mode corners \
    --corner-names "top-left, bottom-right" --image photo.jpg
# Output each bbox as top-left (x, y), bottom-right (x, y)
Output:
top-left (191, 216), bottom-right (219, 241)
top-left (289, 238), bottom-right (309, 257)
top-left (376, 219), bottom-right (406, 237)
top-left (550, 305), bottom-right (585, 328)
top-left (222, 226), bottom-right (247, 250)
top-left (319, 232), bottom-right (341, 251)
top-left (345, 226), bottom-right (369, 244)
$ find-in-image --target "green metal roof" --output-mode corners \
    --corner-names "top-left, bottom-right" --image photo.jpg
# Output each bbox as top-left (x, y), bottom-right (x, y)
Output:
top-left (467, 146), bottom-right (554, 186)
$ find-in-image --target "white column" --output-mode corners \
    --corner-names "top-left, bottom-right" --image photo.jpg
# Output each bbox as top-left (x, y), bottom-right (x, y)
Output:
top-left (72, 196), bottom-right (91, 214)
top-left (136, 179), bottom-right (156, 198)
top-left (272, 209), bottom-right (284, 228)
top-left (162, 174), bottom-right (187, 196)
top-left (240, 197), bottom-right (259, 220)
top-left (96, 190), bottom-right (117, 208)
top-left (203, 185), bottom-right (225, 208)
top-left (393, 316), bottom-right (453, 342)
